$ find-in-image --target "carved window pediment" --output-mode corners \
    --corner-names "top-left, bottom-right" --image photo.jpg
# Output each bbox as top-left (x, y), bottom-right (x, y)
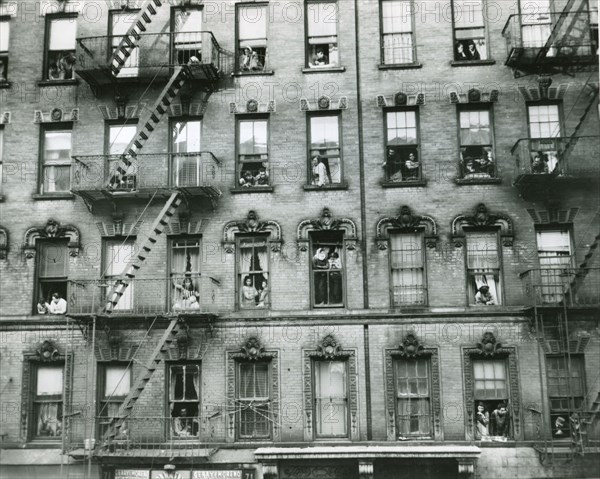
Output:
top-left (23, 219), bottom-right (81, 258)
top-left (309, 334), bottom-right (353, 359)
top-left (222, 211), bottom-right (283, 253)
top-left (297, 208), bottom-right (358, 251)
top-left (375, 205), bottom-right (438, 250)
top-left (451, 203), bottom-right (514, 247)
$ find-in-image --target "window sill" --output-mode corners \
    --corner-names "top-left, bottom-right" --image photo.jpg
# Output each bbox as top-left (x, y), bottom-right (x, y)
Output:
top-left (302, 66), bottom-right (346, 74)
top-left (32, 193), bottom-right (75, 200)
top-left (381, 179), bottom-right (427, 188)
top-left (232, 70), bottom-right (275, 77)
top-left (25, 440), bottom-right (63, 448)
top-left (378, 63), bottom-right (423, 70)
top-left (468, 304), bottom-right (503, 308)
top-left (450, 59), bottom-right (496, 67)
top-left (303, 183), bottom-right (349, 191)
top-left (37, 79), bottom-right (79, 87)
top-left (0, 81), bottom-right (11, 89)
top-left (230, 186), bottom-right (274, 194)
top-left (455, 177), bottom-right (501, 185)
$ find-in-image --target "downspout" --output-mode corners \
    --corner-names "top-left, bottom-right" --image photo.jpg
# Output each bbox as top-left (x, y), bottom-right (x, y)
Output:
top-left (353, 0), bottom-right (372, 440)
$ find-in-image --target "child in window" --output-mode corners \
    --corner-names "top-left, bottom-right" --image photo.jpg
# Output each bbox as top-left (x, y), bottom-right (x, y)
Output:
top-left (311, 48), bottom-right (329, 67)
top-left (255, 167), bottom-right (269, 186)
top-left (239, 170), bottom-right (255, 188)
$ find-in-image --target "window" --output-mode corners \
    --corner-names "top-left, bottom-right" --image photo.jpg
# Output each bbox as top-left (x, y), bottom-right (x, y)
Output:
top-left (458, 107), bottom-right (495, 179)
top-left (0, 17), bottom-right (9, 82)
top-left (103, 239), bottom-right (135, 311)
top-left (172, 7), bottom-right (203, 65)
top-left (452, 0), bottom-right (488, 61)
top-left (237, 235), bottom-right (269, 309)
top-left (394, 358), bottom-right (431, 437)
top-left (37, 239), bottom-right (68, 313)
top-left (381, 0), bottom-right (415, 64)
top-left (390, 232), bottom-right (426, 306)
top-left (306, 1), bottom-right (339, 68)
top-left (45, 15), bottom-right (76, 81)
top-left (466, 231), bottom-right (502, 305)
top-left (31, 364), bottom-right (63, 438)
top-left (40, 125), bottom-right (72, 194)
top-left (237, 117), bottom-right (269, 188)
top-left (107, 122), bottom-right (138, 190)
top-left (237, 362), bottom-right (271, 439)
top-left (547, 356), bottom-right (585, 439)
top-left (311, 232), bottom-right (344, 308)
top-left (527, 104), bottom-right (561, 175)
top-left (237, 4), bottom-right (267, 72)
top-left (170, 237), bottom-right (201, 311)
top-left (314, 360), bottom-right (348, 437)
top-left (168, 363), bottom-right (200, 438)
top-left (98, 364), bottom-right (131, 438)
top-left (110, 10), bottom-right (140, 77)
top-left (171, 119), bottom-right (202, 187)
top-left (473, 359), bottom-right (509, 438)
top-left (384, 109), bottom-right (420, 182)
top-left (536, 229), bottom-right (573, 304)
top-left (520, 0), bottom-right (552, 49)
top-left (308, 113), bottom-right (342, 186)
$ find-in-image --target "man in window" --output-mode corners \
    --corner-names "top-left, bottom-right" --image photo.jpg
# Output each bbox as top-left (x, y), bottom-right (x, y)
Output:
top-left (475, 285), bottom-right (496, 305)
top-left (172, 407), bottom-right (198, 437)
top-left (47, 292), bottom-right (67, 315)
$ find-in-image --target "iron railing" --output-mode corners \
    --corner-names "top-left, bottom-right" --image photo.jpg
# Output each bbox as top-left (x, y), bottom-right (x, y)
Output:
top-left (519, 267), bottom-right (600, 307)
top-left (511, 136), bottom-right (600, 178)
top-left (71, 151), bottom-right (223, 193)
top-left (67, 275), bottom-right (219, 316)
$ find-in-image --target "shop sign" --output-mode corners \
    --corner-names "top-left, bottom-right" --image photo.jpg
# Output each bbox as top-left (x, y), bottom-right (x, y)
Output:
top-left (115, 471), bottom-right (150, 479)
top-left (113, 470), bottom-right (254, 479)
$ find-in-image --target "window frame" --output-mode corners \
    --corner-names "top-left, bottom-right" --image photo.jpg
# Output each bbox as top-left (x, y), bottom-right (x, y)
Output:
top-left (169, 236), bottom-right (202, 311)
top-left (236, 360), bottom-right (272, 440)
top-left (472, 358), bottom-right (511, 438)
top-left (393, 357), bottom-right (433, 438)
top-left (307, 110), bottom-right (344, 186)
top-left (169, 117), bottom-right (203, 187)
top-left (464, 228), bottom-right (504, 306)
top-left (29, 362), bottom-right (65, 440)
top-left (38, 122), bottom-right (73, 195)
top-left (388, 230), bottom-right (427, 307)
top-left (170, 5), bottom-right (203, 67)
top-left (305, 0), bottom-right (340, 68)
top-left (312, 359), bottom-right (349, 439)
top-left (235, 233), bottom-right (270, 310)
top-left (102, 238), bottom-right (136, 311)
top-left (456, 104), bottom-right (497, 179)
top-left (235, 114), bottom-right (270, 189)
top-left (97, 362), bottom-right (132, 438)
top-left (526, 102), bottom-right (564, 139)
top-left (310, 230), bottom-right (345, 309)
top-left (43, 13), bottom-right (77, 82)
top-left (166, 361), bottom-right (201, 439)
top-left (379, 0), bottom-right (417, 65)
top-left (108, 8), bottom-right (141, 78)
top-left (236, 2), bottom-right (269, 73)
top-left (0, 15), bottom-right (10, 82)
top-left (450, 0), bottom-right (490, 62)
top-left (105, 120), bottom-right (139, 190)
top-left (35, 238), bottom-right (69, 314)
top-left (383, 107), bottom-right (421, 183)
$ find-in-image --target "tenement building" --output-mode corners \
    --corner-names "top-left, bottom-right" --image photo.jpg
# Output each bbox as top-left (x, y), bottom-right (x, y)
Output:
top-left (0, 0), bottom-right (598, 478)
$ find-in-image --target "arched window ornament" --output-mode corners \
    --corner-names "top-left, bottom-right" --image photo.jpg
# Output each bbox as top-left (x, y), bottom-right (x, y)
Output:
top-left (451, 203), bottom-right (514, 247)
top-left (222, 210), bottom-right (283, 253)
top-left (297, 207), bottom-right (358, 251)
top-left (375, 205), bottom-right (438, 250)
top-left (23, 219), bottom-right (81, 258)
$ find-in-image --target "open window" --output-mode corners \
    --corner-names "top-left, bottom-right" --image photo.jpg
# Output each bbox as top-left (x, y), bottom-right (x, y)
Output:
top-left (306, 1), bottom-right (339, 68)
top-left (547, 356), bottom-right (585, 439)
top-left (237, 235), bottom-right (270, 309)
top-left (535, 229), bottom-right (573, 304)
top-left (237, 117), bottom-right (269, 188)
top-left (384, 108), bottom-right (420, 182)
top-left (466, 231), bottom-right (502, 305)
top-left (311, 231), bottom-right (344, 308)
top-left (0, 16), bottom-right (9, 82)
top-left (527, 104), bottom-right (562, 175)
top-left (452, 0), bottom-right (488, 61)
top-left (172, 6), bottom-right (203, 65)
top-left (168, 363), bottom-right (200, 438)
top-left (308, 113), bottom-right (342, 186)
top-left (31, 364), bottom-right (64, 439)
top-left (106, 122), bottom-right (138, 191)
top-left (458, 106), bottom-right (496, 179)
top-left (473, 359), bottom-right (511, 439)
top-left (171, 119), bottom-right (202, 187)
top-left (170, 237), bottom-right (201, 311)
top-left (45, 14), bottom-right (76, 81)
top-left (36, 239), bottom-right (69, 314)
top-left (237, 3), bottom-right (267, 72)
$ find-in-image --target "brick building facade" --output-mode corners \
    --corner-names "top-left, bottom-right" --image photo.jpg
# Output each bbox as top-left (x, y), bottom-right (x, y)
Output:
top-left (0, 0), bottom-right (598, 478)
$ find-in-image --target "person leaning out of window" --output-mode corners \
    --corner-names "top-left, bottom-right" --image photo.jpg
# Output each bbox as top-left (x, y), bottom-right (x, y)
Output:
top-left (475, 285), bottom-right (496, 305)
top-left (312, 156), bottom-right (328, 187)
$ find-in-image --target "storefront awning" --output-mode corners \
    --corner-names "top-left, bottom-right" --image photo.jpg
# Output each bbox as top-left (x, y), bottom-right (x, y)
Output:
top-left (254, 445), bottom-right (481, 460)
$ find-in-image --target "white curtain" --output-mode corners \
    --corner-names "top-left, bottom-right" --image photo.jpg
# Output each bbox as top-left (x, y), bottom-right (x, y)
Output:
top-left (467, 232), bottom-right (501, 304)
top-left (105, 366), bottom-right (130, 397)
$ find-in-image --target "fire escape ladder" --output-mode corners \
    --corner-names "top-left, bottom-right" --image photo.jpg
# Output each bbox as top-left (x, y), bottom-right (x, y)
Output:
top-left (536, 0), bottom-right (589, 63)
top-left (103, 191), bottom-right (182, 313)
top-left (561, 86), bottom-right (599, 168)
top-left (109, 0), bottom-right (164, 77)
top-left (108, 66), bottom-right (191, 189)
top-left (565, 231), bottom-right (600, 301)
top-left (101, 317), bottom-right (182, 445)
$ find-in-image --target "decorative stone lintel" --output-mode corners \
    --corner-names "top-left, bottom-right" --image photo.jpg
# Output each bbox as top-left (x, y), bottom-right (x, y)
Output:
top-left (23, 219), bottom-right (81, 258)
top-left (451, 203), bottom-right (514, 248)
top-left (230, 99), bottom-right (275, 114)
top-left (375, 205), bottom-right (438, 250)
top-left (448, 88), bottom-right (499, 104)
top-left (297, 208), bottom-right (358, 249)
top-left (34, 108), bottom-right (79, 123)
top-left (222, 211), bottom-right (283, 254)
top-left (376, 92), bottom-right (425, 107)
top-left (300, 95), bottom-right (348, 111)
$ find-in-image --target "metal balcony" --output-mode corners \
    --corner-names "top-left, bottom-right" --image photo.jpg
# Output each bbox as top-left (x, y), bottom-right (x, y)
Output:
top-left (519, 267), bottom-right (600, 307)
top-left (511, 136), bottom-right (600, 193)
top-left (71, 151), bottom-right (223, 203)
top-left (502, 10), bottom-right (598, 75)
top-left (75, 31), bottom-right (234, 87)
top-left (67, 275), bottom-right (219, 317)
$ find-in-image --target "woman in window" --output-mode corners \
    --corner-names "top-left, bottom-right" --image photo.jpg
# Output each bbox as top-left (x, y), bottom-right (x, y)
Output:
top-left (241, 276), bottom-right (258, 308)
top-left (476, 402), bottom-right (489, 437)
top-left (313, 247), bottom-right (330, 305)
top-left (173, 275), bottom-right (200, 310)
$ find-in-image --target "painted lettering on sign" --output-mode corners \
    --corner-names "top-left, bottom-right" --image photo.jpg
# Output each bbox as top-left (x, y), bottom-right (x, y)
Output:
top-left (192, 472), bottom-right (242, 479)
top-left (115, 471), bottom-right (151, 479)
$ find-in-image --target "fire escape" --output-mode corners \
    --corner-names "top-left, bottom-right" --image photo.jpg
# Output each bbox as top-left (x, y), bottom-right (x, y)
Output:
top-left (65, 0), bottom-right (233, 460)
top-left (503, 0), bottom-right (600, 466)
